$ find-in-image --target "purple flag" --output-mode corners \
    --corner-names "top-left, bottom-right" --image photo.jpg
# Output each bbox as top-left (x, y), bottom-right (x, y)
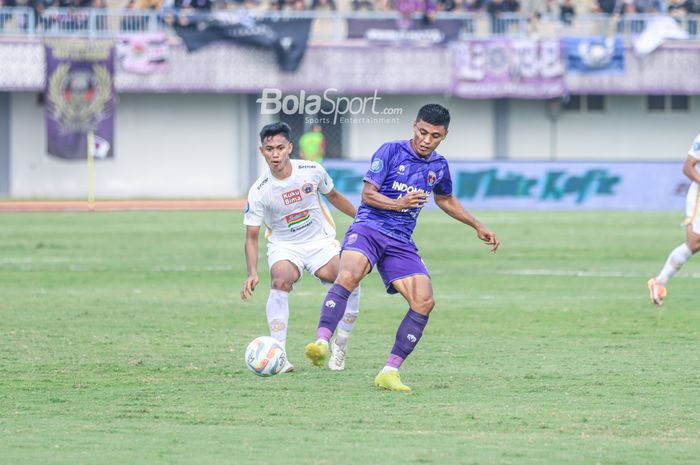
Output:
top-left (452, 39), bottom-right (566, 99)
top-left (45, 41), bottom-right (115, 160)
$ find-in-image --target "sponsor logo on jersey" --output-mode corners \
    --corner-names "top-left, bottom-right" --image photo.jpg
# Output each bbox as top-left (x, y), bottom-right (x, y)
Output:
top-left (370, 158), bottom-right (384, 173)
top-left (256, 177), bottom-right (269, 190)
top-left (302, 182), bottom-right (314, 194)
top-left (392, 181), bottom-right (426, 193)
top-left (285, 209), bottom-right (310, 228)
top-left (298, 164), bottom-right (316, 169)
top-left (427, 171), bottom-right (437, 187)
top-left (282, 189), bottom-right (303, 205)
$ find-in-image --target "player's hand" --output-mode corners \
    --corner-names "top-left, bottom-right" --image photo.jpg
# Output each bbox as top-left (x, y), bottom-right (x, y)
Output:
top-left (241, 274), bottom-right (259, 301)
top-left (396, 191), bottom-right (429, 210)
top-left (476, 227), bottom-right (500, 253)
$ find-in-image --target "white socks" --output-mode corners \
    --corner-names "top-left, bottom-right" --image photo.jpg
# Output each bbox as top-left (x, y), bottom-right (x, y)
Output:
top-left (335, 286), bottom-right (360, 349)
top-left (657, 243), bottom-right (694, 285)
top-left (266, 289), bottom-right (289, 348)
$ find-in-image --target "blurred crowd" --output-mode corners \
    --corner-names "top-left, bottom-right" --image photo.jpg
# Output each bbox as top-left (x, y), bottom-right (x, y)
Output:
top-left (1, 0), bottom-right (700, 35)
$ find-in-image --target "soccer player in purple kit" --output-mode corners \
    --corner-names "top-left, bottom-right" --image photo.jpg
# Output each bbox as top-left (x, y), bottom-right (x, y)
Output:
top-left (304, 103), bottom-right (500, 392)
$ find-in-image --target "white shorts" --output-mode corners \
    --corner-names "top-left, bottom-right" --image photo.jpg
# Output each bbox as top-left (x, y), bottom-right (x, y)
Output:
top-left (685, 187), bottom-right (700, 234)
top-left (267, 238), bottom-right (340, 282)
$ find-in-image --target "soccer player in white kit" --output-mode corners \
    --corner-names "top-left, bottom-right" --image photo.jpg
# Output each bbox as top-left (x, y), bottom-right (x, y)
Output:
top-left (241, 122), bottom-right (360, 371)
top-left (648, 133), bottom-right (700, 306)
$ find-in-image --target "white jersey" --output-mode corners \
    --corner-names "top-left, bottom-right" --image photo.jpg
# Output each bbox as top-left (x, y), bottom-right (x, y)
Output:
top-left (244, 160), bottom-right (336, 246)
top-left (685, 134), bottom-right (700, 231)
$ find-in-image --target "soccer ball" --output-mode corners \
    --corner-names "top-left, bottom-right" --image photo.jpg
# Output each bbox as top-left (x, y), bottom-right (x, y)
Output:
top-left (244, 336), bottom-right (287, 377)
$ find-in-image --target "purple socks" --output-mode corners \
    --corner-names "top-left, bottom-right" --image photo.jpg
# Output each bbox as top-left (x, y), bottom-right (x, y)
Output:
top-left (387, 309), bottom-right (429, 369)
top-left (316, 284), bottom-right (352, 341)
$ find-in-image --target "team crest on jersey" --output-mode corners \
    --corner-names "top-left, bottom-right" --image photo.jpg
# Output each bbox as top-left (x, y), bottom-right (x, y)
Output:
top-left (397, 165), bottom-right (406, 175)
top-left (302, 183), bottom-right (314, 194)
top-left (427, 171), bottom-right (437, 187)
top-left (285, 210), bottom-right (310, 229)
top-left (282, 189), bottom-right (302, 205)
top-left (346, 233), bottom-right (358, 245)
top-left (370, 159), bottom-right (384, 173)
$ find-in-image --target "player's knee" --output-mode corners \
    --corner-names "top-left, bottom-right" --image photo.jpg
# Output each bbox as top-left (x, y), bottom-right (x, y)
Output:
top-left (689, 239), bottom-right (700, 254)
top-left (336, 269), bottom-right (360, 289)
top-left (413, 296), bottom-right (435, 314)
top-left (270, 278), bottom-right (293, 292)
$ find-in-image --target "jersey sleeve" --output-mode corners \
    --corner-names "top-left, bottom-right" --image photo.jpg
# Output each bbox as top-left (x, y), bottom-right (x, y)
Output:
top-left (689, 134), bottom-right (700, 160)
top-left (317, 164), bottom-right (334, 195)
top-left (434, 162), bottom-right (453, 196)
top-left (363, 143), bottom-right (394, 188)
top-left (243, 188), bottom-right (264, 226)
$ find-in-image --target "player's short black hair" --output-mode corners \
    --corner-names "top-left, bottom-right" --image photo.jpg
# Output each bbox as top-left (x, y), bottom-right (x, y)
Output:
top-left (259, 122), bottom-right (292, 144)
top-left (416, 104), bottom-right (450, 129)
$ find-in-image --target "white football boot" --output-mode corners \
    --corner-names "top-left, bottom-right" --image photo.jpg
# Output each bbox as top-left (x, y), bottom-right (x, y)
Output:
top-left (328, 341), bottom-right (346, 371)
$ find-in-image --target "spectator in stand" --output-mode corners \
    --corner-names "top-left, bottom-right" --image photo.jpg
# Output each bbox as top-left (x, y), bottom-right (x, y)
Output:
top-left (351, 0), bottom-right (375, 9)
top-left (311, 0), bottom-right (335, 9)
top-left (395, 0), bottom-right (437, 27)
top-left (686, 0), bottom-right (700, 34)
top-left (560, 0), bottom-right (575, 24)
top-left (593, 0), bottom-right (621, 14)
top-left (461, 0), bottom-right (483, 11)
top-left (170, 0), bottom-right (211, 26)
top-left (668, 0), bottom-right (687, 18)
top-left (437, 0), bottom-right (459, 11)
top-left (275, 0), bottom-right (306, 9)
top-left (630, 0), bottom-right (662, 12)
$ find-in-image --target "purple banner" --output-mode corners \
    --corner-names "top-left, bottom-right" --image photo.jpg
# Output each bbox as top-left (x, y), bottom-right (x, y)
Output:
top-left (347, 18), bottom-right (463, 45)
top-left (45, 41), bottom-right (115, 160)
top-left (452, 39), bottom-right (566, 98)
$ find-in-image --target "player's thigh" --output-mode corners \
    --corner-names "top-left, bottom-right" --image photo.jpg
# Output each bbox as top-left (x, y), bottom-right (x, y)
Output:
top-left (391, 274), bottom-right (435, 315)
top-left (307, 240), bottom-right (341, 284)
top-left (686, 224), bottom-right (700, 253)
top-left (267, 244), bottom-right (303, 291)
top-left (336, 250), bottom-right (372, 289)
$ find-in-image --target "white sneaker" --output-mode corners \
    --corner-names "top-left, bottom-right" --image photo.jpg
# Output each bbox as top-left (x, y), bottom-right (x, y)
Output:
top-left (280, 359), bottom-right (294, 374)
top-left (328, 341), bottom-right (346, 371)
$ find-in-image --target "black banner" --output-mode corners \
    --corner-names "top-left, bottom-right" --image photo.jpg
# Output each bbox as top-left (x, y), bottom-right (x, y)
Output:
top-left (175, 17), bottom-right (312, 72)
top-left (347, 18), bottom-right (463, 45)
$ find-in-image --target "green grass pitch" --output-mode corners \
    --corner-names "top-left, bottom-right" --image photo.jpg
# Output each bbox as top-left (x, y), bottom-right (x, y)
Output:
top-left (1, 210), bottom-right (699, 465)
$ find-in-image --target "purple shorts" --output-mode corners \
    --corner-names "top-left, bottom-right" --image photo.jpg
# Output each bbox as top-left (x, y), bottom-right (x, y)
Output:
top-left (341, 223), bottom-right (429, 294)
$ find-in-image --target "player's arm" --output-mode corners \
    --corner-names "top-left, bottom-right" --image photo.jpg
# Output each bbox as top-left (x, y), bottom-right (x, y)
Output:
top-left (241, 225), bottom-right (261, 301)
top-left (434, 194), bottom-right (500, 252)
top-left (323, 188), bottom-right (357, 218)
top-left (682, 155), bottom-right (700, 184)
top-left (361, 182), bottom-right (429, 211)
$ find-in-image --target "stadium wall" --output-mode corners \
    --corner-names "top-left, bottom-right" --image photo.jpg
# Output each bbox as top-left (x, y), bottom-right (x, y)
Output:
top-left (4, 91), bottom-right (700, 199)
top-left (8, 92), bottom-right (253, 199)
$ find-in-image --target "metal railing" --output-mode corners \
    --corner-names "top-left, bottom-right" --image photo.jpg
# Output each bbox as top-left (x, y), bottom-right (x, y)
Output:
top-left (0, 8), bottom-right (698, 41)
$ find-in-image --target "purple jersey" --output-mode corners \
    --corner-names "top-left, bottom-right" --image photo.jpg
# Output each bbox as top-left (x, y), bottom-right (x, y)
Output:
top-left (353, 140), bottom-right (453, 243)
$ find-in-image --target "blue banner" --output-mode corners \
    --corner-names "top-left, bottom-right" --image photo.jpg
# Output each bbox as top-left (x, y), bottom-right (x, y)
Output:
top-left (563, 37), bottom-right (624, 75)
top-left (324, 160), bottom-right (687, 211)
